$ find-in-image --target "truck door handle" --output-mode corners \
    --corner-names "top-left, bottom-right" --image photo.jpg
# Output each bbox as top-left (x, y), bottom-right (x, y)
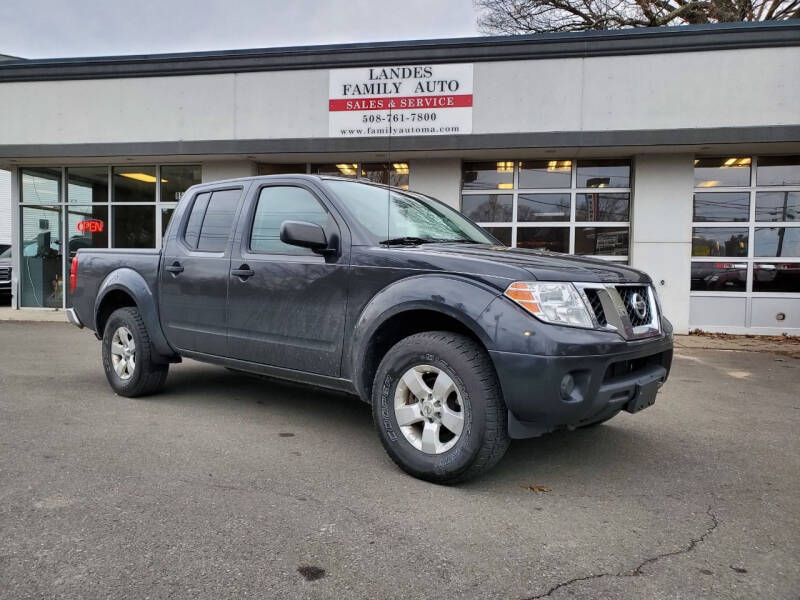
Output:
top-left (231, 265), bottom-right (255, 279)
top-left (165, 262), bottom-right (184, 275)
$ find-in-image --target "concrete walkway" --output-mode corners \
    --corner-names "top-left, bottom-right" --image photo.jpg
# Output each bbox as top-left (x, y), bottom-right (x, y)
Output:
top-left (0, 307), bottom-right (68, 323)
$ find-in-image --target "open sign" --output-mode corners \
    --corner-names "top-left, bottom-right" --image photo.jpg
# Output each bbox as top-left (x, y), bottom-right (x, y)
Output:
top-left (77, 219), bottom-right (104, 233)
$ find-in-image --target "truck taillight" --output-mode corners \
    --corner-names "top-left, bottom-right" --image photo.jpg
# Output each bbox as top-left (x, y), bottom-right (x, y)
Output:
top-left (69, 256), bottom-right (78, 294)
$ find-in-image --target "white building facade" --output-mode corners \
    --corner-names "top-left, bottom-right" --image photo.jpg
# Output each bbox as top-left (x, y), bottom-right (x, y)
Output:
top-left (0, 22), bottom-right (798, 333)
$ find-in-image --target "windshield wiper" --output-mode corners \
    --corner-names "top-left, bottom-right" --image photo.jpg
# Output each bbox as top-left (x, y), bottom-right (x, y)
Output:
top-left (379, 236), bottom-right (436, 245)
top-left (432, 239), bottom-right (481, 244)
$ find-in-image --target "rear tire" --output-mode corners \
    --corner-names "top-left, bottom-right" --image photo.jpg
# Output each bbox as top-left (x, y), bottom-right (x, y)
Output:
top-left (372, 331), bottom-right (509, 484)
top-left (102, 307), bottom-right (168, 398)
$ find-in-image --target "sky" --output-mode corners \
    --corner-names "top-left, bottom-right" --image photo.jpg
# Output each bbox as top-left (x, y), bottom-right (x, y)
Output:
top-left (0, 0), bottom-right (481, 59)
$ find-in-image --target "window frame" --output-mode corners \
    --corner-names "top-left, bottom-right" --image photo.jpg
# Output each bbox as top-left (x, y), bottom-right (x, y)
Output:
top-left (691, 155), bottom-right (800, 299)
top-left (460, 159), bottom-right (631, 260)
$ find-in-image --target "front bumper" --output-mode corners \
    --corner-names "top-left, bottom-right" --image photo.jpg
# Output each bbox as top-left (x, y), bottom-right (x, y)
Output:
top-left (490, 333), bottom-right (673, 439)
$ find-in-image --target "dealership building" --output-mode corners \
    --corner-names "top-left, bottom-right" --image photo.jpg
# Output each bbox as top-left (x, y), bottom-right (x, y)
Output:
top-left (0, 21), bottom-right (798, 334)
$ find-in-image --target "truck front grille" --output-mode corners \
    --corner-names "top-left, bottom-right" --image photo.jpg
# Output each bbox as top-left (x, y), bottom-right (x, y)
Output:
top-left (0, 267), bottom-right (10, 281)
top-left (584, 288), bottom-right (607, 326)
top-left (616, 285), bottom-right (652, 327)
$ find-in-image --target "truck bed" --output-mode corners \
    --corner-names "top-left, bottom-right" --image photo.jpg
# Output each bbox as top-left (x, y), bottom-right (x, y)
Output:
top-left (71, 248), bottom-right (161, 332)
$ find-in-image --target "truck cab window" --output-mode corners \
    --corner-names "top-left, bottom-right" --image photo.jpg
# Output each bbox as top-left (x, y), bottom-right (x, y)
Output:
top-left (183, 189), bottom-right (241, 252)
top-left (250, 186), bottom-right (330, 254)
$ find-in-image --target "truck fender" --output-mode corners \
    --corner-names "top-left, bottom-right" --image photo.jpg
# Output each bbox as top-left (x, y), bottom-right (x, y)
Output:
top-left (348, 274), bottom-right (501, 401)
top-left (94, 268), bottom-right (175, 361)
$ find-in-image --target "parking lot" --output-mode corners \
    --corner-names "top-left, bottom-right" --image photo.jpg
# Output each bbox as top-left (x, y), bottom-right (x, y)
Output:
top-left (1, 321), bottom-right (798, 599)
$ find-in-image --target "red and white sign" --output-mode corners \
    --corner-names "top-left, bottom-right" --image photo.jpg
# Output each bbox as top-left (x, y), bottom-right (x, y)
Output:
top-left (329, 64), bottom-right (473, 138)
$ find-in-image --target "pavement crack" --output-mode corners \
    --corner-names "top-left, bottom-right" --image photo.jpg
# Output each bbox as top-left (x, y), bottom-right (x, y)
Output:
top-left (524, 506), bottom-right (719, 599)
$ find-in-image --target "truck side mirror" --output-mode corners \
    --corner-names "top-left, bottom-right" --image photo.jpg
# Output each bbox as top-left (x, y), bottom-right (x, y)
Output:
top-left (279, 220), bottom-right (334, 254)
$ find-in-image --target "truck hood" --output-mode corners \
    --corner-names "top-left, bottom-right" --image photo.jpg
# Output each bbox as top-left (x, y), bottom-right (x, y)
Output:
top-left (420, 243), bottom-right (650, 284)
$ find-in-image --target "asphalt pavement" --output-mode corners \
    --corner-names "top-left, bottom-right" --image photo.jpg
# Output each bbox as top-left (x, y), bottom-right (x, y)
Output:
top-left (0, 322), bottom-right (798, 599)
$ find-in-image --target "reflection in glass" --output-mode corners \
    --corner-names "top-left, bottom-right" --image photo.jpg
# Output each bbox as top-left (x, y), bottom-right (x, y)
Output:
top-left (517, 194), bottom-right (570, 222)
top-left (693, 192), bottom-right (750, 222)
top-left (160, 165), bottom-right (201, 203)
top-left (754, 227), bottom-right (800, 257)
top-left (361, 162), bottom-right (410, 189)
top-left (576, 160), bottom-right (630, 188)
top-left (112, 166), bottom-right (157, 202)
top-left (692, 228), bottom-right (748, 257)
top-left (311, 163), bottom-right (357, 177)
top-left (483, 227), bottom-right (511, 246)
top-left (756, 155), bottom-right (800, 186)
top-left (518, 160), bottom-right (571, 189)
top-left (251, 187), bottom-right (332, 254)
top-left (113, 205), bottom-right (155, 248)
top-left (694, 157), bottom-right (751, 188)
top-left (21, 167), bottom-right (61, 204)
top-left (575, 227), bottom-right (629, 256)
top-left (690, 261), bottom-right (747, 292)
top-left (461, 194), bottom-right (512, 222)
top-left (462, 161), bottom-right (514, 190)
top-left (197, 189), bottom-right (241, 252)
top-left (516, 227), bottom-right (569, 253)
top-left (755, 191), bottom-right (799, 222)
top-left (576, 193), bottom-right (629, 222)
top-left (20, 205), bottom-right (63, 307)
top-left (67, 167), bottom-right (108, 203)
top-left (753, 263), bottom-right (800, 292)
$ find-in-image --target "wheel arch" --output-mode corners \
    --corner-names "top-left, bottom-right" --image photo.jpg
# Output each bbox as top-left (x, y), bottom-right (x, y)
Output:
top-left (94, 268), bottom-right (176, 361)
top-left (349, 275), bottom-right (501, 403)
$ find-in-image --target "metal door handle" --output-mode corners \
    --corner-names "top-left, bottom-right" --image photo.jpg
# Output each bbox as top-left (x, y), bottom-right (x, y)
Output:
top-left (231, 265), bottom-right (255, 279)
top-left (165, 262), bottom-right (184, 274)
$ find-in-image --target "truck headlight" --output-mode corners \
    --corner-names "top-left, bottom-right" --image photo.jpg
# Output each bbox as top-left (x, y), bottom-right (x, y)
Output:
top-left (504, 282), bottom-right (594, 328)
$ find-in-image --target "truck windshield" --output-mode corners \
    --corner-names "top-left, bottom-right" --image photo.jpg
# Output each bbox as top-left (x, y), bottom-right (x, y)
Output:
top-left (326, 180), bottom-right (497, 245)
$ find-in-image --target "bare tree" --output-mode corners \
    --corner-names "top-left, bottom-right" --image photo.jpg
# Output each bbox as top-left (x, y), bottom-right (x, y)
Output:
top-left (475, 0), bottom-right (800, 34)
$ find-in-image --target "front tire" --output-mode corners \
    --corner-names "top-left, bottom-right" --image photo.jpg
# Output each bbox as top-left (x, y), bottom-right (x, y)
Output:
top-left (372, 331), bottom-right (509, 484)
top-left (102, 307), bottom-right (168, 397)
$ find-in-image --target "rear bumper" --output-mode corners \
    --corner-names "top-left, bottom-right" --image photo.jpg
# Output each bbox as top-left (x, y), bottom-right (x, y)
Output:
top-left (65, 307), bottom-right (83, 329)
top-left (490, 333), bottom-right (673, 439)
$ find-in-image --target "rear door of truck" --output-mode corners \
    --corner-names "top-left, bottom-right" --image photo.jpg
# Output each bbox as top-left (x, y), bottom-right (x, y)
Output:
top-left (159, 184), bottom-right (248, 356)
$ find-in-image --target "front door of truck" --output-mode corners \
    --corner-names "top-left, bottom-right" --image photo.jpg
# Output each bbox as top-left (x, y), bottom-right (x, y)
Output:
top-left (159, 185), bottom-right (246, 356)
top-left (226, 181), bottom-right (349, 377)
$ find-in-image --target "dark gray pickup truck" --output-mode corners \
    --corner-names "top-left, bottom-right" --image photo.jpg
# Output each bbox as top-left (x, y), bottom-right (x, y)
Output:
top-left (68, 175), bottom-right (673, 483)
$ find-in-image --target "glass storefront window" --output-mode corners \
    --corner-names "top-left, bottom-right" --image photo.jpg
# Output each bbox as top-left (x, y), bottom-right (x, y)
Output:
top-left (693, 192), bottom-right (750, 222)
top-left (516, 227), bottom-right (569, 253)
top-left (692, 227), bottom-right (748, 257)
top-left (483, 227), bottom-right (511, 246)
top-left (756, 155), bottom-right (800, 186)
top-left (462, 161), bottom-right (514, 190)
top-left (311, 163), bottom-right (358, 177)
top-left (576, 160), bottom-right (630, 188)
top-left (160, 165), bottom-right (201, 203)
top-left (22, 167), bottom-right (61, 204)
top-left (67, 167), bottom-right (108, 203)
top-left (575, 193), bottom-right (629, 222)
top-left (694, 157), bottom-right (751, 188)
top-left (753, 263), bottom-right (800, 292)
top-left (161, 207), bottom-right (176, 237)
top-left (756, 191), bottom-right (799, 222)
top-left (113, 205), bottom-right (156, 248)
top-left (20, 205), bottom-right (63, 308)
top-left (518, 160), bottom-right (572, 189)
top-left (575, 227), bottom-right (629, 256)
top-left (754, 227), bottom-right (800, 257)
top-left (361, 162), bottom-right (410, 188)
top-left (461, 194), bottom-right (512, 222)
top-left (112, 166), bottom-right (157, 202)
top-left (517, 194), bottom-right (570, 222)
top-left (691, 262), bottom-right (747, 292)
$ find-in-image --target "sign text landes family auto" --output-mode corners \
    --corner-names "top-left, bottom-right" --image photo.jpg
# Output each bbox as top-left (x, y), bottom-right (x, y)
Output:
top-left (329, 64), bottom-right (473, 138)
